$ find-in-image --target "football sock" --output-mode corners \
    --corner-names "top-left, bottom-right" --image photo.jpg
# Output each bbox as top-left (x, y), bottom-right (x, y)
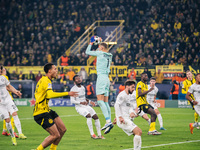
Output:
top-left (147, 119), bottom-right (151, 125)
top-left (3, 120), bottom-right (7, 132)
top-left (11, 117), bottom-right (15, 131)
top-left (50, 143), bottom-right (57, 150)
top-left (87, 118), bottom-right (94, 135)
top-left (95, 119), bottom-right (101, 136)
top-left (6, 122), bottom-right (14, 137)
top-left (157, 114), bottom-right (163, 128)
top-left (97, 100), bottom-right (110, 122)
top-left (133, 135), bottom-right (142, 150)
top-left (149, 122), bottom-right (156, 132)
top-left (13, 115), bottom-right (22, 134)
top-left (36, 144), bottom-right (44, 150)
top-left (194, 112), bottom-right (199, 122)
top-left (105, 102), bottom-right (111, 120)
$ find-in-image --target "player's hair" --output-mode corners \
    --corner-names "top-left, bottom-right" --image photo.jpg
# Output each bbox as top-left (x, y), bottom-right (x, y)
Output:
top-left (100, 43), bottom-right (108, 49)
top-left (44, 63), bottom-right (54, 73)
top-left (195, 73), bottom-right (200, 78)
top-left (73, 75), bottom-right (79, 81)
top-left (125, 80), bottom-right (136, 87)
top-left (186, 70), bottom-right (192, 74)
top-left (150, 77), bottom-right (156, 81)
top-left (141, 72), bottom-right (147, 77)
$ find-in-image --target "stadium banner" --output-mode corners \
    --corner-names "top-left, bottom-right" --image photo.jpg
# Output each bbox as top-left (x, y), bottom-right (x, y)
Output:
top-left (187, 66), bottom-right (200, 74)
top-left (165, 100), bottom-right (178, 108)
top-left (156, 65), bottom-right (183, 79)
top-left (178, 100), bottom-right (192, 108)
top-left (5, 66), bottom-right (128, 77)
top-left (14, 98), bottom-right (35, 106)
top-left (155, 100), bottom-right (165, 108)
top-left (49, 98), bottom-right (75, 107)
top-left (128, 66), bottom-right (155, 78)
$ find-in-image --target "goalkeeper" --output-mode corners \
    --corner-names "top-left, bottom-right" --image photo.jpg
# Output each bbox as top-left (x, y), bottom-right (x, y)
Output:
top-left (86, 36), bottom-right (113, 134)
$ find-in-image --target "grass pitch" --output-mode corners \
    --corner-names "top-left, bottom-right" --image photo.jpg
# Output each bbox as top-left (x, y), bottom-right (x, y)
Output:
top-left (0, 107), bottom-right (200, 150)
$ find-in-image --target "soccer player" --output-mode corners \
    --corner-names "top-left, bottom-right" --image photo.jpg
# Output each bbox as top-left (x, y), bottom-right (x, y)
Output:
top-left (115, 80), bottom-right (142, 150)
top-left (187, 73), bottom-right (200, 134)
top-left (147, 77), bottom-right (166, 130)
top-left (2, 67), bottom-right (18, 138)
top-left (182, 71), bottom-right (198, 127)
top-left (0, 66), bottom-right (25, 145)
top-left (136, 73), bottom-right (161, 135)
top-left (33, 63), bottom-right (78, 150)
top-left (86, 36), bottom-right (113, 134)
top-left (130, 88), bottom-right (151, 125)
top-left (70, 75), bottom-right (105, 139)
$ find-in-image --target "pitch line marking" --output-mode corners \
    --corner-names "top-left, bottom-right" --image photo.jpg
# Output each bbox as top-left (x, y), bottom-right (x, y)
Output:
top-left (123, 140), bottom-right (200, 150)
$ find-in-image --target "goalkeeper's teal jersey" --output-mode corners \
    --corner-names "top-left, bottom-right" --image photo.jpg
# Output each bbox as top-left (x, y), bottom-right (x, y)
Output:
top-left (86, 44), bottom-right (112, 75)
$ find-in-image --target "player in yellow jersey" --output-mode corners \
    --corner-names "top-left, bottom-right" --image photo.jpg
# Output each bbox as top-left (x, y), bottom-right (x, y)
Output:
top-left (2, 68), bottom-right (19, 138)
top-left (182, 70), bottom-right (199, 128)
top-left (33, 63), bottom-right (78, 150)
top-left (136, 73), bottom-right (161, 135)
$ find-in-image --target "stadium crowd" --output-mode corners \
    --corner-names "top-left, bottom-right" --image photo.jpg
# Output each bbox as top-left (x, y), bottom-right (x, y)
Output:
top-left (1, 0), bottom-right (199, 68)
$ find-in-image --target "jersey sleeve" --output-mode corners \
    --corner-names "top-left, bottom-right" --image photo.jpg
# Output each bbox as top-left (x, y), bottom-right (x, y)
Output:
top-left (188, 85), bottom-right (194, 94)
top-left (114, 94), bottom-right (124, 117)
top-left (43, 79), bottom-right (52, 91)
top-left (85, 44), bottom-right (100, 56)
top-left (182, 80), bottom-right (187, 94)
top-left (4, 76), bottom-right (10, 86)
top-left (155, 86), bottom-right (158, 95)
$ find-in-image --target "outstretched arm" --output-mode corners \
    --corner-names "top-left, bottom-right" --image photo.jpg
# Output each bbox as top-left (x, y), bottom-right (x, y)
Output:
top-left (47, 90), bottom-right (78, 99)
top-left (7, 84), bottom-right (22, 97)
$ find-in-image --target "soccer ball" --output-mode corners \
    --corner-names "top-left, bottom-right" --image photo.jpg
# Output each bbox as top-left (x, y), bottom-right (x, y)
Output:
top-left (94, 36), bottom-right (102, 45)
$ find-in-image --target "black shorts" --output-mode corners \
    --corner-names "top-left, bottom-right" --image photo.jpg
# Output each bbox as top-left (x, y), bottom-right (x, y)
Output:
top-left (138, 104), bottom-right (154, 114)
top-left (34, 110), bottom-right (59, 129)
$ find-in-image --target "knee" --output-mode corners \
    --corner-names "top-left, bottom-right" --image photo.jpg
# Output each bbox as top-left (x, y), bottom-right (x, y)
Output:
top-left (54, 132), bottom-right (61, 139)
top-left (152, 113), bottom-right (157, 119)
top-left (62, 127), bottom-right (67, 134)
top-left (134, 128), bottom-right (142, 136)
top-left (92, 114), bottom-right (98, 120)
top-left (12, 112), bottom-right (17, 116)
top-left (86, 114), bottom-right (91, 118)
top-left (5, 118), bottom-right (10, 123)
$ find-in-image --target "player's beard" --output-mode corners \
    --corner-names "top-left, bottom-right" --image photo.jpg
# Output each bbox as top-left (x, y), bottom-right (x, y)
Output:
top-left (128, 89), bottom-right (133, 94)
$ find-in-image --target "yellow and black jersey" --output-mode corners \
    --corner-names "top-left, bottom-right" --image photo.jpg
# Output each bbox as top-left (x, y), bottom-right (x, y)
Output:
top-left (136, 81), bottom-right (148, 107)
top-left (33, 76), bottom-right (52, 116)
top-left (33, 76), bottom-right (69, 116)
top-left (182, 78), bottom-right (196, 100)
top-left (3, 75), bottom-right (13, 100)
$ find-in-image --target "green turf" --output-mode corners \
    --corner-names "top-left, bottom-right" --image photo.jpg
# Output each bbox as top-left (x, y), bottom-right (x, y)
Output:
top-left (0, 107), bottom-right (200, 150)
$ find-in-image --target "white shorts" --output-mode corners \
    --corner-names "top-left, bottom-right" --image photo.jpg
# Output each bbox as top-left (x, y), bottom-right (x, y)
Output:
top-left (75, 105), bottom-right (96, 117)
top-left (132, 104), bottom-right (145, 117)
top-left (138, 110), bottom-right (145, 117)
top-left (0, 100), bottom-right (18, 120)
top-left (117, 117), bottom-right (137, 136)
top-left (194, 105), bottom-right (200, 115)
top-left (149, 102), bottom-right (158, 110)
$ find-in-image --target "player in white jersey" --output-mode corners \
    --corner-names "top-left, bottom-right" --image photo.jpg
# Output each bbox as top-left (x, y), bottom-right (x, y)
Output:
top-left (70, 75), bottom-right (104, 139)
top-left (147, 77), bottom-right (166, 130)
top-left (187, 73), bottom-right (200, 134)
top-left (115, 80), bottom-right (142, 150)
top-left (130, 90), bottom-right (151, 125)
top-left (0, 66), bottom-right (26, 146)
